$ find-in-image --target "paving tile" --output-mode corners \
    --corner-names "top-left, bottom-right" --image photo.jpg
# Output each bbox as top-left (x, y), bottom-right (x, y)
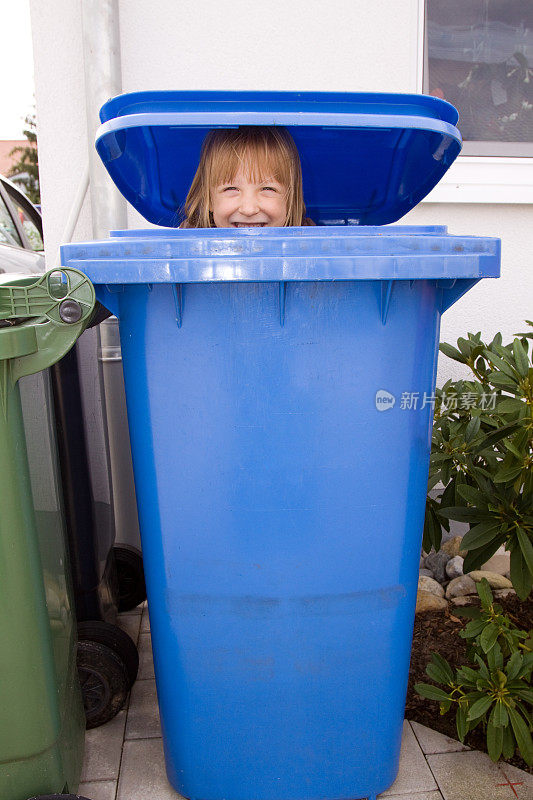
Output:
top-left (141, 605), bottom-right (150, 632)
top-left (116, 612), bottom-right (142, 645)
top-left (77, 779), bottom-right (117, 800)
top-left (427, 750), bottom-right (527, 800)
top-left (125, 677), bottom-right (161, 739)
top-left (496, 762), bottom-right (533, 799)
top-left (81, 709), bottom-right (127, 781)
top-left (380, 721), bottom-right (438, 797)
top-left (137, 632), bottom-right (155, 680)
top-left (381, 793), bottom-right (443, 800)
top-left (117, 738), bottom-right (183, 800)
top-left (409, 720), bottom-right (470, 755)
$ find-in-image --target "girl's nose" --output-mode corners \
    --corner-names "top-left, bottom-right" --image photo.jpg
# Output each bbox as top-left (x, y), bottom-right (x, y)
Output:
top-left (239, 191), bottom-right (260, 215)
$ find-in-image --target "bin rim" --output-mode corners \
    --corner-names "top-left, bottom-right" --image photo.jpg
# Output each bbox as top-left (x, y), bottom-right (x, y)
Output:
top-left (61, 224), bottom-right (500, 285)
top-left (95, 90), bottom-right (462, 228)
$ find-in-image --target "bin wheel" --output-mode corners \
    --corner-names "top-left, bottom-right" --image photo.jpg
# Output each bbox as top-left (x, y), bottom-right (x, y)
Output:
top-left (77, 639), bottom-right (129, 729)
top-left (26, 795), bottom-right (94, 799)
top-left (78, 620), bottom-right (139, 688)
top-left (113, 544), bottom-right (146, 612)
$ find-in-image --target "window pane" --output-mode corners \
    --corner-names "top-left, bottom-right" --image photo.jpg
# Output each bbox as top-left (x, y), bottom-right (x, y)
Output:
top-left (0, 195), bottom-right (22, 247)
top-left (426, 0), bottom-right (533, 153)
top-left (10, 199), bottom-right (44, 251)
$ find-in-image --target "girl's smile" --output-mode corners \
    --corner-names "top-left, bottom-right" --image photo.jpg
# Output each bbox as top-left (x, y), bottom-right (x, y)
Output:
top-left (211, 170), bottom-right (288, 228)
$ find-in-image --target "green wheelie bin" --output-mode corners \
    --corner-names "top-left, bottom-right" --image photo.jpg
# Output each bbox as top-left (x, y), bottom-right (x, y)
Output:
top-left (0, 268), bottom-right (95, 800)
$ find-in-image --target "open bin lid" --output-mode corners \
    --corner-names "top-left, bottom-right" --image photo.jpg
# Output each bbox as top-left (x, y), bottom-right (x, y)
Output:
top-left (96, 91), bottom-right (462, 227)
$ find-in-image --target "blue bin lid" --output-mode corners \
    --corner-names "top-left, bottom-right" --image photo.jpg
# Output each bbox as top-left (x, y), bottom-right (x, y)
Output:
top-left (96, 91), bottom-right (462, 227)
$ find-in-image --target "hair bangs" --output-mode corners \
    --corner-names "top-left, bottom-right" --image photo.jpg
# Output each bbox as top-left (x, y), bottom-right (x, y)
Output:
top-left (208, 132), bottom-right (293, 190)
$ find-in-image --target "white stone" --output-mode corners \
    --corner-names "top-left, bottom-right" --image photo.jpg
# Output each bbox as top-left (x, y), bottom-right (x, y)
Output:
top-left (446, 575), bottom-right (476, 599)
top-left (418, 575), bottom-right (445, 597)
top-left (468, 570), bottom-right (513, 590)
top-left (493, 588), bottom-right (516, 600)
top-left (419, 568), bottom-right (434, 578)
top-left (446, 555), bottom-right (464, 580)
top-left (442, 536), bottom-right (466, 558)
top-left (416, 590), bottom-right (449, 613)
top-left (450, 596), bottom-right (480, 608)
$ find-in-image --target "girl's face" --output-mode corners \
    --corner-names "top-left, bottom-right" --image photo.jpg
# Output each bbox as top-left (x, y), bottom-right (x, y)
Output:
top-left (211, 169), bottom-right (288, 228)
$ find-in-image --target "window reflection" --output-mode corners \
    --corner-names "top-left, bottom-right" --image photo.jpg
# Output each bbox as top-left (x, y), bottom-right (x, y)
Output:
top-left (426, 0), bottom-right (533, 154)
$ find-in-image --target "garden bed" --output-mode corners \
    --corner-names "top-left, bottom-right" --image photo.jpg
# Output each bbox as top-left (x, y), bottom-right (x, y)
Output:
top-left (406, 594), bottom-right (533, 773)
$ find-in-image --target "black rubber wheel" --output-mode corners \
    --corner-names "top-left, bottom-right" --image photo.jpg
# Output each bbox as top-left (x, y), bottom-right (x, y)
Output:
top-left (113, 544), bottom-right (146, 612)
top-left (77, 620), bottom-right (139, 688)
top-left (27, 795), bottom-right (93, 799)
top-left (77, 639), bottom-right (129, 729)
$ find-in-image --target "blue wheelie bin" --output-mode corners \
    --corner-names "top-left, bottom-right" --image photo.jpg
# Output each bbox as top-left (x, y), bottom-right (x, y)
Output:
top-left (61, 92), bottom-right (500, 800)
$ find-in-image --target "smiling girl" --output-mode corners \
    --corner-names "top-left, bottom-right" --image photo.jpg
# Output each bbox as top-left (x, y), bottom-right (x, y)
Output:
top-left (181, 126), bottom-right (314, 228)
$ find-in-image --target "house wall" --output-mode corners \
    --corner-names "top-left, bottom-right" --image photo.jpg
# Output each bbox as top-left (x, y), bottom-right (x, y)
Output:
top-left (29, 0), bottom-right (531, 382)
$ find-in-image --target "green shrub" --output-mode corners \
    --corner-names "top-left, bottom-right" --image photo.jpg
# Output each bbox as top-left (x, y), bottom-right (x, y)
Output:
top-left (415, 580), bottom-right (533, 764)
top-left (424, 323), bottom-right (533, 598)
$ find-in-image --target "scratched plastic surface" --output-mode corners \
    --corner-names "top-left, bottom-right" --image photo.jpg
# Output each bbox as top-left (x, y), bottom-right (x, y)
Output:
top-left (62, 222), bottom-right (499, 800)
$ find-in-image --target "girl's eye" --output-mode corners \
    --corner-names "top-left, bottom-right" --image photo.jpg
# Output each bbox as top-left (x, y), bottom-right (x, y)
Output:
top-left (262, 186), bottom-right (277, 192)
top-left (222, 186), bottom-right (238, 192)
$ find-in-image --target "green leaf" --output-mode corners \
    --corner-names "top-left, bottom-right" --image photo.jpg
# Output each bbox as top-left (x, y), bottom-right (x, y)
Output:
top-left (484, 350), bottom-right (520, 380)
top-left (488, 372), bottom-right (519, 391)
top-left (480, 624), bottom-right (499, 653)
top-left (496, 397), bottom-right (526, 414)
top-left (467, 695), bottom-right (493, 721)
top-left (457, 337), bottom-right (472, 358)
top-left (494, 465), bottom-right (525, 484)
top-left (487, 717), bottom-right (504, 762)
top-left (505, 437), bottom-right (527, 460)
top-left (513, 338), bottom-right (530, 378)
top-left (439, 506), bottom-right (493, 523)
top-left (456, 665), bottom-right (481, 684)
top-left (453, 607), bottom-right (482, 620)
top-left (465, 416), bottom-right (481, 442)
top-left (463, 539), bottom-right (503, 573)
top-left (510, 546), bottom-right (533, 600)
top-left (517, 527), bottom-right (533, 580)
top-left (414, 683), bottom-right (453, 703)
top-left (516, 688), bottom-right (533, 704)
top-left (487, 641), bottom-right (503, 670)
top-left (491, 700), bottom-right (509, 728)
top-left (508, 706), bottom-right (533, 766)
top-left (461, 521), bottom-right (501, 551)
top-left (440, 343), bottom-right (468, 364)
top-left (506, 652), bottom-right (523, 682)
top-left (476, 578), bottom-right (494, 608)
top-left (462, 619), bottom-right (487, 639)
top-left (428, 653), bottom-right (455, 685)
top-left (472, 422), bottom-right (523, 454)
top-left (502, 722), bottom-right (516, 760)
top-left (474, 654), bottom-right (491, 681)
top-left (456, 704), bottom-right (469, 742)
top-left (457, 484), bottom-right (488, 508)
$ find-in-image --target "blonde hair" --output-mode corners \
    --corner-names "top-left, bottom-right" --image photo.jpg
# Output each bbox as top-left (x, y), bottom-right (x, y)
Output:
top-left (182, 127), bottom-right (308, 228)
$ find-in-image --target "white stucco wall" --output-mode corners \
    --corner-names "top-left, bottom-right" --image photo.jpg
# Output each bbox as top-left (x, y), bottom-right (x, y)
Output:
top-left (29, 0), bottom-right (531, 386)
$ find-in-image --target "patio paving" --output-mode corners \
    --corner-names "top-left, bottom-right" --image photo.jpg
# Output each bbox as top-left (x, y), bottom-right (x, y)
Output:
top-left (79, 603), bottom-right (532, 800)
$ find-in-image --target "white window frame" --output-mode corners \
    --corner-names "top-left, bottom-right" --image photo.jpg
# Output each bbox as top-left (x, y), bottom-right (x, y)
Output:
top-left (417, 0), bottom-right (533, 204)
